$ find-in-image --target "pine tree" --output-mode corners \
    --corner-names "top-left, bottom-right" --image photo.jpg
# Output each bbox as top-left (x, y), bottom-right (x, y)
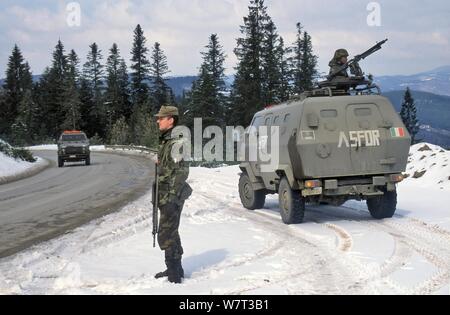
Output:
top-left (21, 61), bottom-right (34, 92)
top-left (12, 89), bottom-right (36, 145)
top-left (203, 34), bottom-right (227, 94)
top-left (38, 40), bottom-right (69, 138)
top-left (105, 44), bottom-right (130, 134)
top-left (400, 87), bottom-right (419, 144)
top-left (290, 23), bottom-right (318, 94)
top-left (1, 45), bottom-right (33, 136)
top-left (67, 49), bottom-right (80, 82)
top-left (130, 24), bottom-right (151, 143)
top-left (130, 24), bottom-right (151, 110)
top-left (190, 65), bottom-right (216, 128)
top-left (299, 31), bottom-right (318, 92)
top-left (33, 67), bottom-right (52, 140)
top-left (15, 62), bottom-right (36, 144)
top-left (261, 20), bottom-right (282, 106)
top-left (230, 0), bottom-right (271, 126)
top-left (278, 37), bottom-right (291, 102)
top-left (118, 60), bottom-right (132, 120)
top-left (82, 42), bottom-right (105, 137)
top-left (190, 34), bottom-right (227, 128)
top-left (79, 77), bottom-right (94, 134)
top-left (290, 22), bottom-right (303, 95)
top-left (61, 50), bottom-right (82, 131)
top-left (150, 42), bottom-right (171, 110)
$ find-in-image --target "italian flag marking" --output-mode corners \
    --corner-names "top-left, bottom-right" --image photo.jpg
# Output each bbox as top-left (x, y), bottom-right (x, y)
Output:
top-left (390, 127), bottom-right (405, 138)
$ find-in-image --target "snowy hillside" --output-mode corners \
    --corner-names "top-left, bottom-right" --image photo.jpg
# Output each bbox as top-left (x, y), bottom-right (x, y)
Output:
top-left (403, 143), bottom-right (450, 190)
top-left (0, 143), bottom-right (449, 295)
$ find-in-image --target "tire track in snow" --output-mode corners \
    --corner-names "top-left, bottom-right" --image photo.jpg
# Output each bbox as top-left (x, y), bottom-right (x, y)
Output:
top-left (377, 220), bottom-right (450, 295)
top-left (192, 193), bottom-right (377, 295)
top-left (311, 204), bottom-right (450, 294)
top-left (307, 206), bottom-right (414, 286)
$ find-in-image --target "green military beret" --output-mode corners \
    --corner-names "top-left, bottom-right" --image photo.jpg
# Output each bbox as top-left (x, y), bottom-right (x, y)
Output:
top-left (155, 105), bottom-right (180, 117)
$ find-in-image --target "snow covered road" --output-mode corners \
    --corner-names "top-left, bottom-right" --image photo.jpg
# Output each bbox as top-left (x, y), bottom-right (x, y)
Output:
top-left (0, 150), bottom-right (153, 258)
top-left (0, 144), bottom-right (449, 295)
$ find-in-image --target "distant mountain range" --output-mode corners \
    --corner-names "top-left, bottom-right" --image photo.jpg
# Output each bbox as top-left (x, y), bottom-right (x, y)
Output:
top-left (375, 66), bottom-right (450, 97)
top-left (166, 76), bottom-right (197, 96)
top-left (166, 75), bottom-right (234, 96)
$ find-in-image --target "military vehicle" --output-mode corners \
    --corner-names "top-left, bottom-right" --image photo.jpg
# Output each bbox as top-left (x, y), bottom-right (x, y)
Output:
top-left (238, 40), bottom-right (411, 224)
top-left (57, 130), bottom-right (91, 167)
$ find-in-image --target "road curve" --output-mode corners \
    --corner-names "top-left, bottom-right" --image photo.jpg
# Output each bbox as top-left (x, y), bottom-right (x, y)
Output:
top-left (0, 150), bottom-right (154, 258)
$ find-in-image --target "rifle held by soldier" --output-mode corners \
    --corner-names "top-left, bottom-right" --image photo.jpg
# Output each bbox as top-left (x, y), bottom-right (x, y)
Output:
top-left (152, 161), bottom-right (159, 248)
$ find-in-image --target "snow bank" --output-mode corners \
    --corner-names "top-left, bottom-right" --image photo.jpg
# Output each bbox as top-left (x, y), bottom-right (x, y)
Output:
top-left (26, 144), bottom-right (58, 150)
top-left (0, 140), bottom-right (49, 184)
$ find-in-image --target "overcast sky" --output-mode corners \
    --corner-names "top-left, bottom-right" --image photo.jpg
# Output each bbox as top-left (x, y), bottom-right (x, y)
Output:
top-left (1, 0), bottom-right (449, 78)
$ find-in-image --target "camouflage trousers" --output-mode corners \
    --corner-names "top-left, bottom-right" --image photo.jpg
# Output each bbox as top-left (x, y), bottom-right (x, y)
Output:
top-left (157, 202), bottom-right (184, 260)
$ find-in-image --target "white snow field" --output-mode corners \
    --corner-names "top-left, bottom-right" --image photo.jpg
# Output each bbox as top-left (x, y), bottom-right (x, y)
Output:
top-left (0, 143), bottom-right (449, 295)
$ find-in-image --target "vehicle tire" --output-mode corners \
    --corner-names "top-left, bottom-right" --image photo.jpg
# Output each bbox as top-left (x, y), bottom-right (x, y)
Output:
top-left (239, 173), bottom-right (266, 210)
top-left (86, 156), bottom-right (91, 166)
top-left (58, 157), bottom-right (64, 168)
top-left (278, 177), bottom-right (305, 224)
top-left (367, 187), bottom-right (397, 219)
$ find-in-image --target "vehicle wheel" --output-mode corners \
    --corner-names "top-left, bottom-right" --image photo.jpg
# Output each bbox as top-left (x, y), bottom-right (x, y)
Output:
top-left (367, 187), bottom-right (397, 219)
top-left (86, 156), bottom-right (91, 166)
top-left (239, 173), bottom-right (266, 210)
top-left (278, 177), bottom-right (305, 224)
top-left (58, 157), bottom-right (64, 168)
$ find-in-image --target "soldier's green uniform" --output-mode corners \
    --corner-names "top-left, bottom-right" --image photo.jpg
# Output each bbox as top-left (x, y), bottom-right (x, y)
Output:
top-left (154, 106), bottom-right (191, 284)
top-left (329, 49), bottom-right (349, 78)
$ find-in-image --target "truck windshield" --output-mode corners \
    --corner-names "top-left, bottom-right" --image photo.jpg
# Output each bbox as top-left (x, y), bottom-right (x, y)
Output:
top-left (61, 134), bottom-right (87, 142)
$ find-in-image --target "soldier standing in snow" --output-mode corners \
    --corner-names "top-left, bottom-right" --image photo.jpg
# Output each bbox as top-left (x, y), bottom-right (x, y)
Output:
top-left (153, 105), bottom-right (192, 284)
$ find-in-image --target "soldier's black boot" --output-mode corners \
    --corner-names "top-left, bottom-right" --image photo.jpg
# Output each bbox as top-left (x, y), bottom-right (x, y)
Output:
top-left (167, 259), bottom-right (183, 284)
top-left (154, 269), bottom-right (168, 279)
top-left (154, 264), bottom-right (184, 279)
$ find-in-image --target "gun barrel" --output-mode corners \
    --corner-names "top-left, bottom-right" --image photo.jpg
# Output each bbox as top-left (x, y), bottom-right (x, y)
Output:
top-left (359, 38), bottom-right (388, 60)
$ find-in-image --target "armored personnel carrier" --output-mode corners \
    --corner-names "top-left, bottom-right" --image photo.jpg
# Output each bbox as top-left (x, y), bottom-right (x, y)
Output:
top-left (238, 40), bottom-right (411, 224)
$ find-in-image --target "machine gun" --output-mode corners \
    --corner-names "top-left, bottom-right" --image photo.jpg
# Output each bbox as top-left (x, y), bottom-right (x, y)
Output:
top-left (327, 39), bottom-right (388, 81)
